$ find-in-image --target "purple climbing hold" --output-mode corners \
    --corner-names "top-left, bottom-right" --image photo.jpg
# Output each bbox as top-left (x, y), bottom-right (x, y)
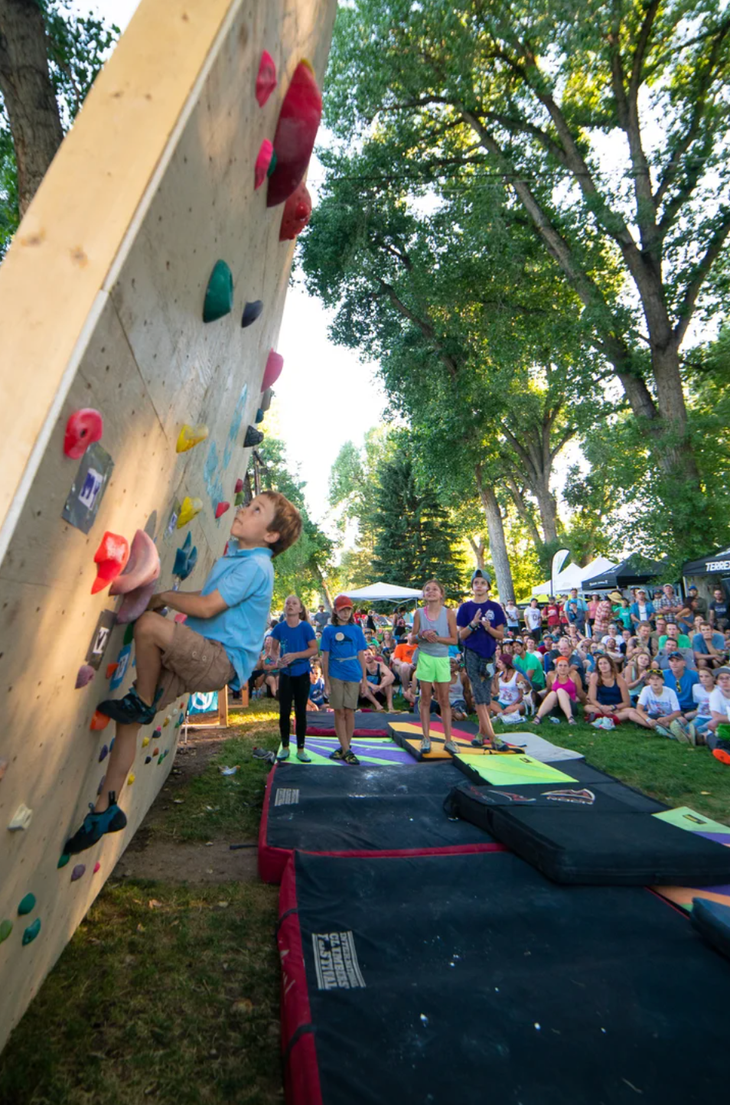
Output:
top-left (22, 918), bottom-right (41, 945)
top-left (97, 774), bottom-right (106, 796)
top-left (75, 664), bottom-right (95, 689)
top-left (241, 300), bottom-right (263, 328)
top-left (145, 755), bottom-right (152, 764)
top-left (71, 864), bottom-right (86, 882)
top-left (98, 744), bottom-right (109, 762)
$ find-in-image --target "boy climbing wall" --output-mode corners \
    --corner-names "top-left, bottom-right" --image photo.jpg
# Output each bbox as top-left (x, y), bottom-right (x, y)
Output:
top-left (64, 492), bottom-right (302, 854)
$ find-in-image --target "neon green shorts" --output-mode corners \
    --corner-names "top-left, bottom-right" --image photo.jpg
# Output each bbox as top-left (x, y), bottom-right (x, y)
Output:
top-left (415, 653), bottom-right (451, 684)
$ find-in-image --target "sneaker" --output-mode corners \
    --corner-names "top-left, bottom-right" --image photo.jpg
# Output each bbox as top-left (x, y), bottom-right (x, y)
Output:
top-left (688, 723), bottom-right (698, 745)
top-left (343, 749), bottom-right (360, 765)
top-left (420, 737), bottom-right (431, 754)
top-left (253, 747), bottom-right (276, 763)
top-left (97, 687), bottom-right (158, 726)
top-left (669, 721), bottom-right (691, 745)
top-left (64, 795), bottom-right (127, 855)
top-left (329, 748), bottom-right (346, 761)
top-left (443, 740), bottom-right (459, 755)
top-left (600, 718), bottom-right (615, 730)
top-left (277, 747), bottom-right (290, 762)
top-left (296, 748), bottom-right (311, 763)
top-left (500, 714), bottom-right (523, 725)
top-left (655, 724), bottom-right (673, 738)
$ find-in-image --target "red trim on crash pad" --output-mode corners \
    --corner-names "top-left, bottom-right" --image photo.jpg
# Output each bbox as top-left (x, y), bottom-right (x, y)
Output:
top-left (279, 858), bottom-right (323, 1105)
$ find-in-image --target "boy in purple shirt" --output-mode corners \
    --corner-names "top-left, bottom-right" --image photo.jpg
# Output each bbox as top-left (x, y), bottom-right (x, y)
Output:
top-left (456, 569), bottom-right (506, 747)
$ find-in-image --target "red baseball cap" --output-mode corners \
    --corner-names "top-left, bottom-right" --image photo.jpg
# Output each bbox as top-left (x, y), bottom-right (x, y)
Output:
top-left (333, 594), bottom-right (353, 610)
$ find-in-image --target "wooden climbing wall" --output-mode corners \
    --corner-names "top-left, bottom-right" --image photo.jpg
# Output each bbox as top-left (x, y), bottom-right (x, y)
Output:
top-left (0, 0), bottom-right (336, 1052)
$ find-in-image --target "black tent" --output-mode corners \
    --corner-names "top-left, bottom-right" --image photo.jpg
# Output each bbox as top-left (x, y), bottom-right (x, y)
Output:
top-left (682, 546), bottom-right (730, 577)
top-left (581, 554), bottom-right (667, 591)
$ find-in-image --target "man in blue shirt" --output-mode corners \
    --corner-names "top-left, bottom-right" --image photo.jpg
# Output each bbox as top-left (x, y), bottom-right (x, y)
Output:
top-left (664, 652), bottom-right (699, 742)
top-left (64, 492), bottom-right (302, 854)
top-left (692, 621), bottom-right (728, 670)
top-left (564, 588), bottom-right (587, 632)
top-left (457, 569), bottom-right (506, 747)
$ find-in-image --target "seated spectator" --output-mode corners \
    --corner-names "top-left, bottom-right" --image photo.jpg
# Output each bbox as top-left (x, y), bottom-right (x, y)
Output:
top-left (391, 639), bottom-right (418, 702)
top-left (684, 667), bottom-right (716, 745)
top-left (708, 667), bottom-right (730, 763)
top-left (631, 668), bottom-right (683, 737)
top-left (585, 655), bottom-right (633, 725)
top-left (543, 635), bottom-right (587, 687)
top-left (624, 649), bottom-right (652, 703)
top-left (545, 597), bottom-right (561, 634)
top-left (658, 621), bottom-right (691, 651)
top-left (649, 617), bottom-right (668, 655)
top-left (677, 598), bottom-right (698, 637)
top-left (599, 630), bottom-right (624, 666)
top-left (488, 655), bottom-right (529, 721)
top-left (634, 621), bottom-right (653, 654)
top-left (513, 638), bottom-right (546, 690)
top-left (662, 652), bottom-right (699, 739)
top-left (687, 585), bottom-right (708, 619)
top-left (308, 661), bottom-right (327, 710)
top-left (360, 647), bottom-right (395, 712)
top-left (447, 656), bottom-right (470, 720)
top-left (630, 589), bottom-right (655, 627)
top-left (710, 588), bottom-right (730, 632)
top-left (693, 622), bottom-right (728, 670)
top-left (534, 657), bottom-right (584, 724)
top-left (380, 631), bottom-right (397, 663)
top-left (393, 613), bottom-right (407, 639)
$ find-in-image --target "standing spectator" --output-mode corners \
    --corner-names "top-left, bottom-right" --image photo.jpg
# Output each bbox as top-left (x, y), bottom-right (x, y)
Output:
top-left (630, 589), bottom-right (655, 628)
top-left (457, 569), bottom-right (506, 748)
top-left (545, 597), bottom-right (561, 634)
top-left (710, 587), bottom-right (730, 631)
top-left (693, 622), bottom-right (728, 670)
top-left (686, 585), bottom-right (708, 619)
top-left (410, 579), bottom-right (459, 754)
top-left (564, 588), bottom-right (587, 633)
top-left (593, 594), bottom-right (613, 638)
top-left (587, 594), bottom-right (600, 636)
top-left (269, 594), bottom-right (319, 762)
top-left (320, 595), bottom-right (368, 765)
top-left (654, 583), bottom-right (682, 619)
top-left (313, 604), bottom-right (330, 634)
top-left (615, 597), bottom-right (633, 631)
top-left (523, 598), bottom-right (543, 641)
top-left (504, 598), bottom-right (521, 634)
top-left (393, 612), bottom-right (407, 640)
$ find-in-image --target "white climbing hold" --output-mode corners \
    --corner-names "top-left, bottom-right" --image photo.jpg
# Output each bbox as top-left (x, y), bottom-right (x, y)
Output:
top-left (8, 804), bottom-right (33, 831)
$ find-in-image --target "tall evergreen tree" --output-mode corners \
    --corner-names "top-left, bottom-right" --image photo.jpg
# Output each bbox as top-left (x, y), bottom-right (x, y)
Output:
top-left (371, 441), bottom-right (466, 599)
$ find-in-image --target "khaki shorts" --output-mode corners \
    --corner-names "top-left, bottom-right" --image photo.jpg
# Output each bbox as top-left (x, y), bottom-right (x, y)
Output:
top-left (154, 622), bottom-right (236, 710)
top-left (329, 677), bottom-right (360, 710)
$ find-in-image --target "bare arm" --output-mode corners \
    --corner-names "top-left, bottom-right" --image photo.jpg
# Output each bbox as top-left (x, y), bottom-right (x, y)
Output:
top-left (408, 611), bottom-right (421, 646)
top-left (151, 588), bottom-right (228, 619)
top-left (616, 675), bottom-right (631, 709)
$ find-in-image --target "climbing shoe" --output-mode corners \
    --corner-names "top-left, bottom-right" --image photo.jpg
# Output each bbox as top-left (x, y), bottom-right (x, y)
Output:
top-left (296, 748), bottom-right (311, 763)
top-left (277, 747), bottom-right (290, 762)
top-left (471, 736), bottom-right (487, 748)
top-left (97, 687), bottom-right (158, 726)
top-left (343, 749), bottom-right (360, 765)
top-left (329, 748), bottom-right (346, 761)
top-left (63, 794), bottom-right (127, 855)
top-left (491, 736), bottom-right (509, 751)
top-left (443, 740), bottom-right (459, 755)
top-left (420, 737), bottom-right (431, 754)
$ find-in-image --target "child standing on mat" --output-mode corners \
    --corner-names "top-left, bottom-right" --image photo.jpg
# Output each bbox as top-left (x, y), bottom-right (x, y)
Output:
top-left (320, 594), bottom-right (368, 765)
top-left (409, 579), bottom-right (459, 754)
top-left (64, 493), bottom-right (302, 855)
top-left (270, 594), bottom-right (318, 762)
top-left (457, 569), bottom-right (507, 748)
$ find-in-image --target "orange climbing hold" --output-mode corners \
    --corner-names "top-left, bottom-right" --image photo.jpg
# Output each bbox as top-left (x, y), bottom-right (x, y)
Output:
top-left (64, 408), bottom-right (103, 459)
top-left (91, 532), bottom-right (130, 594)
top-left (267, 60), bottom-right (322, 207)
top-left (90, 710), bottom-right (109, 731)
top-left (105, 662), bottom-right (118, 679)
top-left (262, 350), bottom-right (284, 391)
top-left (256, 50), bottom-right (277, 106)
top-left (176, 423), bottom-right (209, 453)
top-left (280, 182), bottom-right (312, 240)
top-left (254, 139), bottom-right (274, 189)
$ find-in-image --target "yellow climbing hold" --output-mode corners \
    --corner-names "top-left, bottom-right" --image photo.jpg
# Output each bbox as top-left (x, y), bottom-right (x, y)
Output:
top-left (176, 496), bottom-right (203, 529)
top-left (127, 773), bottom-right (135, 785)
top-left (176, 424), bottom-right (209, 453)
top-left (142, 737), bottom-right (150, 748)
top-left (163, 716), bottom-right (170, 727)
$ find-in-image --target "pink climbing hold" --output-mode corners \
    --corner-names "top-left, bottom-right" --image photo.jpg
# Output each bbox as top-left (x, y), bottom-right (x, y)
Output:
top-left (75, 664), bottom-right (95, 689)
top-left (234, 478), bottom-right (244, 494)
top-left (64, 408), bottom-right (103, 459)
top-left (93, 862), bottom-right (101, 874)
top-left (262, 350), bottom-right (284, 391)
top-left (110, 530), bottom-right (161, 624)
top-left (174, 613), bottom-right (187, 624)
top-left (267, 60), bottom-right (322, 208)
top-left (254, 139), bottom-right (274, 189)
top-left (255, 50), bottom-right (277, 107)
top-left (91, 532), bottom-right (130, 594)
top-left (279, 182), bottom-right (312, 241)
top-left (215, 501), bottom-right (230, 519)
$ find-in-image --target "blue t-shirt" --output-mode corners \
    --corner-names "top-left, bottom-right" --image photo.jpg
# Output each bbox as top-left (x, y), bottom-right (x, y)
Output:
top-left (309, 677), bottom-right (326, 705)
top-left (320, 623), bottom-right (367, 683)
top-left (692, 631), bottom-right (726, 655)
top-left (663, 668), bottom-right (699, 711)
top-left (270, 620), bottom-right (316, 676)
top-left (456, 600), bottom-right (506, 659)
top-left (184, 546), bottom-right (274, 690)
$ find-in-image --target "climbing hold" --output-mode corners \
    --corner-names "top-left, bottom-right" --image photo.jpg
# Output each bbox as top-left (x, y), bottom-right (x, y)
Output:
top-left (203, 260), bottom-right (233, 323)
top-left (244, 426), bottom-right (264, 448)
top-left (123, 622), bottom-right (135, 646)
top-left (260, 387), bottom-right (273, 412)
top-left (70, 864), bottom-right (85, 882)
top-left (154, 726), bottom-right (162, 736)
top-left (279, 182), bottom-right (312, 240)
top-left (116, 580), bottom-right (158, 624)
top-left (18, 893), bottom-right (36, 916)
top-left (254, 139), bottom-right (274, 189)
top-left (267, 60), bottom-right (322, 207)
top-left (163, 716), bottom-right (170, 727)
top-left (105, 662), bottom-right (118, 680)
top-left (97, 774), bottom-right (106, 795)
top-left (145, 756), bottom-right (152, 764)
top-left (255, 408), bottom-right (264, 424)
top-left (98, 743), bottom-right (109, 762)
top-left (0, 920), bottom-right (12, 943)
top-left (241, 301), bottom-right (263, 329)
top-left (176, 423), bottom-right (209, 453)
top-left (91, 532), bottom-right (130, 594)
top-left (152, 747), bottom-right (159, 757)
top-left (110, 530), bottom-right (161, 624)
top-left (174, 613), bottom-right (187, 624)
top-left (142, 736), bottom-right (150, 748)
top-left (90, 710), bottom-right (109, 731)
top-left (110, 737), bottom-right (115, 750)
top-left (234, 492), bottom-right (245, 506)
top-left (127, 774), bottom-right (135, 785)
top-left (22, 919), bottom-right (41, 946)
top-left (255, 49), bottom-right (277, 106)
top-left (75, 664), bottom-right (95, 689)
top-left (234, 478), bottom-right (244, 494)
top-left (176, 713), bottom-right (185, 727)
top-left (64, 408), bottom-right (103, 459)
top-left (8, 805), bottom-right (33, 832)
top-left (262, 350), bottom-right (283, 391)
top-left (57, 854), bottom-right (70, 869)
top-left (268, 150), bottom-right (277, 178)
top-left (176, 496), bottom-right (202, 529)
top-left (215, 501), bottom-right (230, 519)
top-left (93, 862), bottom-right (101, 874)
top-left (0, 759), bottom-right (6, 782)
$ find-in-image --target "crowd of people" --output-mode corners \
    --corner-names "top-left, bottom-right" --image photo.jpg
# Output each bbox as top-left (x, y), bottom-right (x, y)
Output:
top-left (250, 575), bottom-right (730, 767)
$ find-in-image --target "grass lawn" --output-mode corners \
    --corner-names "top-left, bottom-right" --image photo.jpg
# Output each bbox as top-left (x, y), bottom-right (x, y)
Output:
top-left (0, 699), bottom-right (727, 1104)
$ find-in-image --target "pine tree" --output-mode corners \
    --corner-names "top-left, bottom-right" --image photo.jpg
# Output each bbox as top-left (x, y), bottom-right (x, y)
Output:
top-left (371, 446), bottom-right (465, 600)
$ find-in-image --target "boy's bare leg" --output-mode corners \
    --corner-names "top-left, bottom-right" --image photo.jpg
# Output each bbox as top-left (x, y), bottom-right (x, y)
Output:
top-left (334, 707), bottom-right (347, 750)
top-left (134, 613), bottom-right (175, 704)
top-left (475, 703), bottom-right (496, 741)
top-left (344, 708), bottom-right (355, 749)
top-left (94, 721), bottom-right (140, 811)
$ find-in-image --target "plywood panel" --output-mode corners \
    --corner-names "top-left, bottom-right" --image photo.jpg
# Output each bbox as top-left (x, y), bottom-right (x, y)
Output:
top-left (0, 0), bottom-right (336, 1051)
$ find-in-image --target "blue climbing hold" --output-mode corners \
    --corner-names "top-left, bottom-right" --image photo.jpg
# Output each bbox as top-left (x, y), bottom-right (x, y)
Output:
top-left (255, 408), bottom-right (264, 424)
top-left (22, 918), bottom-right (41, 946)
top-left (110, 737), bottom-right (115, 752)
top-left (145, 755), bottom-right (152, 764)
top-left (173, 531), bottom-right (198, 581)
top-left (18, 893), bottom-right (36, 916)
top-left (98, 744), bottom-right (109, 762)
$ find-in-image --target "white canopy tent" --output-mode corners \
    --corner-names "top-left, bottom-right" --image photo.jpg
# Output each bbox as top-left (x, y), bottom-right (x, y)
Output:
top-left (341, 582), bottom-right (423, 602)
top-left (530, 556), bottom-right (616, 598)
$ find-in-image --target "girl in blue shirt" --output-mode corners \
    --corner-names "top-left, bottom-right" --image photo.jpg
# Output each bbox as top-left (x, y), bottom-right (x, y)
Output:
top-left (270, 595), bottom-right (318, 761)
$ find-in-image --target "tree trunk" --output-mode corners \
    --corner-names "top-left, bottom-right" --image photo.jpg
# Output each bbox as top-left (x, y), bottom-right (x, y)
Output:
top-left (467, 535), bottom-right (486, 571)
top-left (0, 0), bottom-right (63, 215)
top-left (533, 479), bottom-right (560, 544)
top-left (314, 563), bottom-right (333, 610)
top-left (475, 466), bottom-right (515, 603)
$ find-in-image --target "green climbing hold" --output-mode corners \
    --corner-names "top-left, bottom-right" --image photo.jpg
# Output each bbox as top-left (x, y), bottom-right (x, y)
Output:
top-left (234, 491), bottom-right (245, 506)
top-left (203, 260), bottom-right (234, 323)
top-left (57, 853), bottom-right (71, 869)
top-left (0, 919), bottom-right (12, 943)
top-left (18, 893), bottom-right (36, 916)
top-left (267, 149), bottom-right (277, 178)
top-left (255, 408), bottom-right (264, 424)
top-left (22, 918), bottom-right (41, 945)
top-left (123, 622), bottom-right (135, 646)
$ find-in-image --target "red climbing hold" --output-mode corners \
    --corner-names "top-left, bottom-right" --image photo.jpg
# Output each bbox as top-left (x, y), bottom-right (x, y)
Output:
top-left (262, 350), bottom-right (284, 391)
top-left (267, 60), bottom-right (322, 208)
top-left (174, 613), bottom-right (187, 624)
top-left (93, 862), bottom-right (101, 874)
top-left (234, 478), bottom-right (244, 494)
top-left (215, 501), bottom-right (230, 519)
top-left (254, 139), bottom-right (274, 189)
top-left (91, 532), bottom-right (130, 594)
top-left (279, 182), bottom-right (312, 240)
top-left (105, 662), bottom-right (118, 679)
top-left (64, 408), bottom-right (103, 459)
top-left (90, 710), bottom-right (109, 731)
top-left (256, 50), bottom-right (277, 107)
